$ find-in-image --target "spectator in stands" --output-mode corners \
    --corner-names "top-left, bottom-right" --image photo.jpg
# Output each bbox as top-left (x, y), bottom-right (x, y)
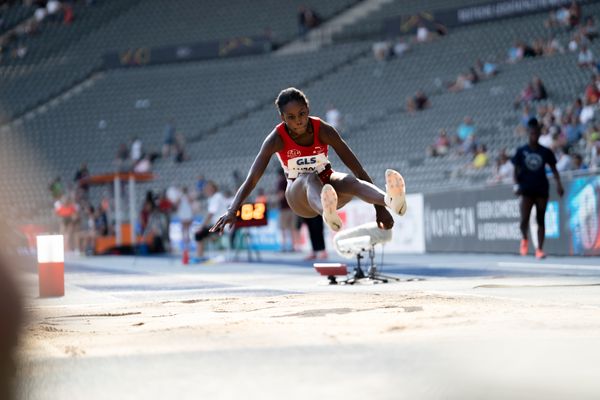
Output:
top-left (448, 70), bottom-right (476, 92)
top-left (140, 191), bottom-right (155, 235)
top-left (489, 150), bottom-right (514, 184)
top-left (507, 41), bottom-right (525, 63)
top-left (392, 37), bottom-right (410, 57)
top-left (571, 153), bottom-right (588, 170)
top-left (564, 113), bottom-right (584, 145)
top-left (143, 201), bottom-right (169, 253)
top-left (133, 154), bottom-right (152, 173)
top-left (538, 124), bottom-right (556, 148)
top-left (48, 176), bottom-right (64, 200)
top-left (457, 116), bottom-right (476, 142)
top-left (77, 204), bottom-right (96, 255)
top-left (544, 6), bottom-right (570, 29)
top-left (555, 148), bottom-right (573, 171)
top-left (115, 143), bottom-right (130, 172)
top-left (94, 203), bottom-right (109, 237)
top-left (74, 162), bottom-right (90, 201)
top-left (157, 189), bottom-right (174, 250)
top-left (514, 77), bottom-right (547, 109)
top-left (427, 129), bottom-right (450, 157)
top-left (459, 133), bottom-right (479, 156)
top-left (325, 104), bottom-right (342, 131)
top-left (130, 136), bottom-right (143, 163)
top-left (176, 186), bottom-right (194, 250)
top-left (174, 132), bottom-right (187, 163)
top-left (577, 44), bottom-right (594, 68)
top-left (515, 104), bottom-right (534, 136)
top-left (415, 22), bottom-right (430, 43)
top-left (474, 59), bottom-right (498, 79)
top-left (580, 98), bottom-right (595, 124)
top-left (297, 5), bottom-right (321, 37)
top-left (46, 0), bottom-right (61, 22)
top-left (512, 118), bottom-right (564, 259)
top-left (472, 144), bottom-right (488, 169)
top-left (544, 34), bottom-right (565, 55)
top-left (162, 118), bottom-right (176, 158)
top-left (372, 39), bottom-right (391, 62)
top-left (582, 16), bottom-right (599, 41)
top-left (532, 76), bottom-right (548, 101)
top-left (514, 82), bottom-right (533, 108)
top-left (569, 0), bottom-right (581, 28)
top-left (54, 191), bottom-right (79, 252)
top-left (194, 181), bottom-right (228, 258)
top-left (532, 38), bottom-right (546, 57)
top-left (63, 2), bottom-right (74, 25)
top-left (585, 75), bottom-right (600, 104)
top-left (195, 174), bottom-right (207, 199)
top-left (406, 90), bottom-right (430, 114)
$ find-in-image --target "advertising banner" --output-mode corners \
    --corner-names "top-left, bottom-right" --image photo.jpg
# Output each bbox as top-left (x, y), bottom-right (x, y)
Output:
top-left (330, 194), bottom-right (425, 254)
top-left (169, 194), bottom-right (425, 254)
top-left (565, 175), bottom-right (600, 256)
top-left (103, 36), bottom-right (271, 68)
top-left (383, 0), bottom-right (596, 37)
top-left (424, 183), bottom-right (567, 254)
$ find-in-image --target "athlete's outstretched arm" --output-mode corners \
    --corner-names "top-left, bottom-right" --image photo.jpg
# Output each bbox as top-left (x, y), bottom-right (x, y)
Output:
top-left (210, 130), bottom-right (281, 234)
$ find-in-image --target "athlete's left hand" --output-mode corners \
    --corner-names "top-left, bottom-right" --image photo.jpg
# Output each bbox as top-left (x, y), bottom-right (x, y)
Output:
top-left (375, 205), bottom-right (394, 230)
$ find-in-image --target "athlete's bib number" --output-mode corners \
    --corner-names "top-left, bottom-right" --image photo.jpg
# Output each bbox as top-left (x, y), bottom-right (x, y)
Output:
top-left (287, 153), bottom-right (329, 178)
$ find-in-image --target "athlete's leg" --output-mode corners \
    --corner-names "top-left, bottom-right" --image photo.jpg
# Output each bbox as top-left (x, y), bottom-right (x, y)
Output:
top-left (534, 196), bottom-right (548, 250)
top-left (519, 195), bottom-right (535, 240)
top-left (285, 174), bottom-right (323, 218)
top-left (285, 174), bottom-right (344, 231)
top-left (329, 172), bottom-right (385, 206)
top-left (329, 170), bottom-right (407, 215)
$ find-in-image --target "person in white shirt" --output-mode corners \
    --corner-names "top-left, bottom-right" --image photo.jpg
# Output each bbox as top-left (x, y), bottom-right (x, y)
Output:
top-left (130, 137), bottom-right (143, 162)
top-left (177, 186), bottom-right (194, 247)
top-left (194, 181), bottom-right (228, 257)
top-left (325, 104), bottom-right (341, 131)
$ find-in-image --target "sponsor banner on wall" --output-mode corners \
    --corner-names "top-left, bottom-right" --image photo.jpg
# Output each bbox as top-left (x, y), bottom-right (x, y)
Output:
top-left (424, 183), bottom-right (567, 254)
top-left (103, 36), bottom-right (272, 68)
top-left (324, 194), bottom-right (425, 254)
top-left (169, 195), bottom-right (425, 254)
top-left (383, 0), bottom-right (596, 37)
top-left (565, 175), bottom-right (600, 256)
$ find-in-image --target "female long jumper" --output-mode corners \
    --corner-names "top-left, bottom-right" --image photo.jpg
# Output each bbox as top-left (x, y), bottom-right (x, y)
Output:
top-left (210, 87), bottom-right (406, 235)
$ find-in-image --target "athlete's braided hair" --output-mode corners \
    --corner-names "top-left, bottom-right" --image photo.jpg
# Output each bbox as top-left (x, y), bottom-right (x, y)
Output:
top-left (275, 87), bottom-right (309, 114)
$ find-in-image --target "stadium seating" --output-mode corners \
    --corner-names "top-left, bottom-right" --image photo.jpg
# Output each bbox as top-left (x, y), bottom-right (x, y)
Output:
top-left (1, 0), bottom-right (599, 226)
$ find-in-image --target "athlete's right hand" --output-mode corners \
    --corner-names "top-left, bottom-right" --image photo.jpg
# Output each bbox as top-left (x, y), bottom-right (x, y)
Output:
top-left (209, 210), bottom-right (237, 235)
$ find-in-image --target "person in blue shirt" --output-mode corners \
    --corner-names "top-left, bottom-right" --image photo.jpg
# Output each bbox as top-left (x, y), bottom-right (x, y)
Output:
top-left (512, 118), bottom-right (564, 258)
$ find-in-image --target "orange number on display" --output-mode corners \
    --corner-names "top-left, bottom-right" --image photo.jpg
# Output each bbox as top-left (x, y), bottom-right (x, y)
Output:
top-left (253, 203), bottom-right (266, 220)
top-left (241, 204), bottom-right (254, 221)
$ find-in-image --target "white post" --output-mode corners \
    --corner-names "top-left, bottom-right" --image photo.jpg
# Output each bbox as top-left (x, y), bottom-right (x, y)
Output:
top-left (129, 174), bottom-right (136, 245)
top-left (114, 175), bottom-right (122, 246)
top-left (36, 234), bottom-right (65, 297)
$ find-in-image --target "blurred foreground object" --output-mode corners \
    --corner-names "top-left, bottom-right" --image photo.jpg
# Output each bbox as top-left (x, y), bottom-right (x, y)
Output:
top-left (0, 219), bottom-right (24, 400)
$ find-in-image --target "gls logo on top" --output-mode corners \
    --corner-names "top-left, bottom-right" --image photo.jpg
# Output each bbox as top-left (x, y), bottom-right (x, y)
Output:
top-left (296, 157), bottom-right (317, 165)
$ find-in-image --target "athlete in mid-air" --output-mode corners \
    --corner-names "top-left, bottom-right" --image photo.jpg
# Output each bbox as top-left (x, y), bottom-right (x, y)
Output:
top-left (210, 87), bottom-right (406, 235)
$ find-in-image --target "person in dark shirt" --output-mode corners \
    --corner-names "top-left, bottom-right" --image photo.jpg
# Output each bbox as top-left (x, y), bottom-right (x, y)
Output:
top-left (512, 118), bottom-right (564, 258)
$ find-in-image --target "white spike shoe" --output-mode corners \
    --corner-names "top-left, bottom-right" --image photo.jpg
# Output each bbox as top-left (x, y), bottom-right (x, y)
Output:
top-left (321, 184), bottom-right (343, 232)
top-left (384, 169), bottom-right (407, 216)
